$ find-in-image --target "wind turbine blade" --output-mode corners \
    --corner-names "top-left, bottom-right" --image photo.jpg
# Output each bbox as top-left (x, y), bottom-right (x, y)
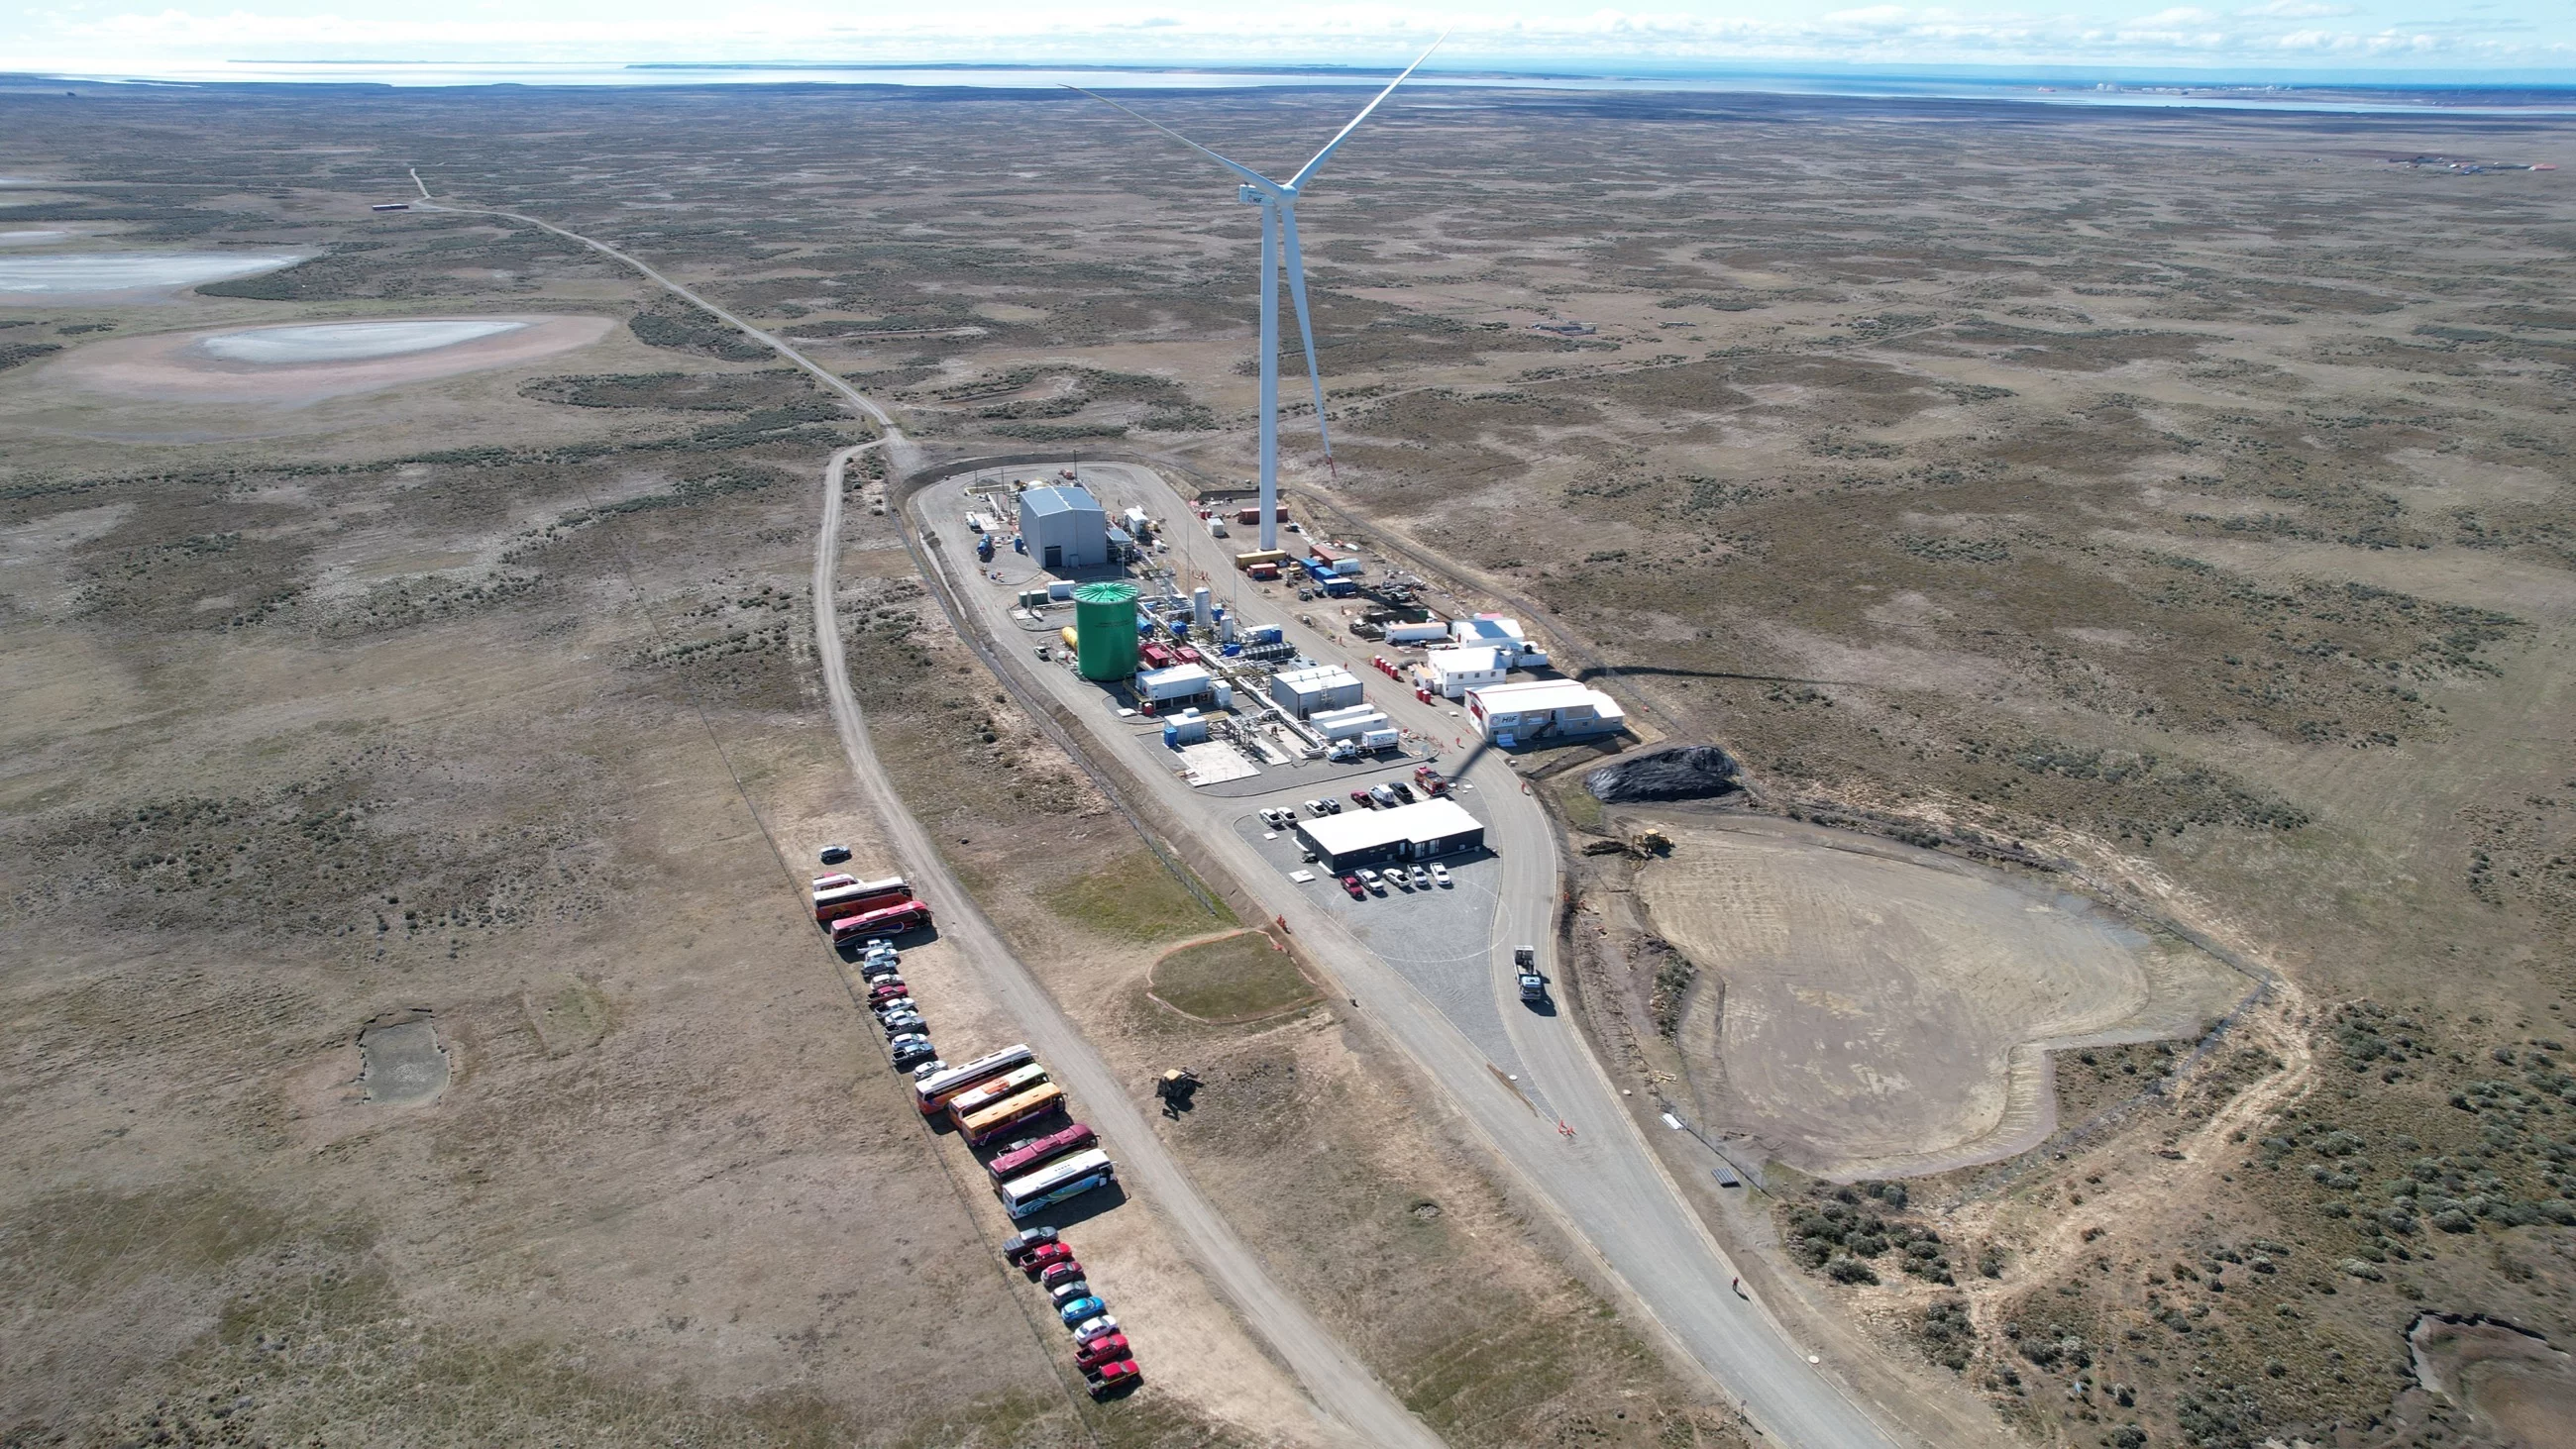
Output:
top-left (1060, 84), bottom-right (1283, 193)
top-left (1277, 200), bottom-right (1333, 468)
top-left (1287, 31), bottom-right (1449, 191)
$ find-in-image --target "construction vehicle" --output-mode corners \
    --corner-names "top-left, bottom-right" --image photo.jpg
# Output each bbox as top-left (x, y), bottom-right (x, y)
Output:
top-left (1154, 1068), bottom-right (1202, 1116)
top-left (1514, 947), bottom-right (1548, 1004)
top-left (1579, 825), bottom-right (1673, 859)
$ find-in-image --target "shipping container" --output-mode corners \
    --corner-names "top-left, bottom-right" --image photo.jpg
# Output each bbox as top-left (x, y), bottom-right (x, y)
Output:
top-left (1360, 728), bottom-right (1403, 751)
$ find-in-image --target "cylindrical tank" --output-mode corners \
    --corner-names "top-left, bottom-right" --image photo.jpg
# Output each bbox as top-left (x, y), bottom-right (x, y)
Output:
top-left (1072, 582), bottom-right (1140, 681)
top-left (1192, 586), bottom-right (1213, 629)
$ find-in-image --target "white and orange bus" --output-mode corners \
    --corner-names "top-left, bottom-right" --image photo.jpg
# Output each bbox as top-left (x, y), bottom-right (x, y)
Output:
top-left (959, 1084), bottom-right (1067, 1147)
top-left (912, 1045), bottom-right (1034, 1117)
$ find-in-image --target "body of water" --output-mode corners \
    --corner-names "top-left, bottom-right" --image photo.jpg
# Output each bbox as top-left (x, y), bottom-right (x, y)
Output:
top-left (42, 60), bottom-right (2576, 117)
top-left (0, 251), bottom-right (303, 295)
top-left (196, 318), bottom-right (531, 364)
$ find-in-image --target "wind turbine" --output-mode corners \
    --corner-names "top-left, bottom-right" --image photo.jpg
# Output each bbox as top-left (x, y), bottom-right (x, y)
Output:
top-left (1069, 37), bottom-right (1445, 553)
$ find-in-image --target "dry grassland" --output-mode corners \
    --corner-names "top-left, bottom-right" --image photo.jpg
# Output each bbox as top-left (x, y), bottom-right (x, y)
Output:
top-left (8, 76), bottom-right (2576, 1449)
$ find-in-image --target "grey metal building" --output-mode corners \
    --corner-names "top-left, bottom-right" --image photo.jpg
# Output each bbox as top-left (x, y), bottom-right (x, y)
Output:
top-left (1268, 664), bottom-right (1364, 718)
top-left (1020, 485), bottom-right (1109, 569)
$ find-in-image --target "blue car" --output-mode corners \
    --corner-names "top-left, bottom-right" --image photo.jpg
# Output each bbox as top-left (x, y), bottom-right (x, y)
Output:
top-left (1057, 1294), bottom-right (1107, 1327)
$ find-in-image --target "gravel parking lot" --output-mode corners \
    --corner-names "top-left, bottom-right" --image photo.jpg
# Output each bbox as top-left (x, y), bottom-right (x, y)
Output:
top-left (1229, 781), bottom-right (1546, 1104)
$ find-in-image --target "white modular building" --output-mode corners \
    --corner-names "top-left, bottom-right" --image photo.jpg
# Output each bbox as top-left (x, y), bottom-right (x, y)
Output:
top-left (1136, 663), bottom-right (1215, 703)
top-left (1268, 664), bottom-right (1364, 718)
top-left (1450, 614), bottom-right (1548, 668)
top-left (1019, 484), bottom-right (1109, 570)
top-left (1307, 704), bottom-right (1391, 741)
top-left (1464, 680), bottom-right (1626, 747)
top-left (1420, 644), bottom-right (1506, 699)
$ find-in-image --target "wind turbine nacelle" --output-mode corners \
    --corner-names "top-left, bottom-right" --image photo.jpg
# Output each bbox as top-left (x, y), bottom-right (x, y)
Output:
top-left (1238, 183), bottom-right (1264, 205)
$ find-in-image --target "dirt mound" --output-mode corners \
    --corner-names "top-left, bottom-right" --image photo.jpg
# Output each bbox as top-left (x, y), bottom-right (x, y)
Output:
top-left (1586, 745), bottom-right (1741, 803)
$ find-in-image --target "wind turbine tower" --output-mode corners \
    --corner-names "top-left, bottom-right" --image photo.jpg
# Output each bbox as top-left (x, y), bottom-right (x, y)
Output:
top-left (1071, 38), bottom-right (1445, 553)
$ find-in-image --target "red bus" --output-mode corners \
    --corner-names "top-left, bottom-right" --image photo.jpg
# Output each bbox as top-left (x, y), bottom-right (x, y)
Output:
top-left (987, 1122), bottom-right (1096, 1182)
top-left (828, 898), bottom-right (930, 944)
top-left (813, 877), bottom-right (909, 922)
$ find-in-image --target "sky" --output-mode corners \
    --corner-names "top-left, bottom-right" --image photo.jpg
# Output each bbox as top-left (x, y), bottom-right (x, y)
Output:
top-left (8, 1), bottom-right (2575, 81)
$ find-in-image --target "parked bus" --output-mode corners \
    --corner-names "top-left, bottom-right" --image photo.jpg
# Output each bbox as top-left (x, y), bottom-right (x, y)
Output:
top-left (987, 1122), bottom-right (1097, 1182)
top-left (959, 1083), bottom-right (1067, 1147)
top-left (944, 1065), bottom-right (1050, 1127)
top-left (827, 898), bottom-right (931, 945)
top-left (996, 1149), bottom-right (1116, 1220)
top-left (912, 1044), bottom-right (1033, 1117)
top-left (813, 877), bottom-right (909, 922)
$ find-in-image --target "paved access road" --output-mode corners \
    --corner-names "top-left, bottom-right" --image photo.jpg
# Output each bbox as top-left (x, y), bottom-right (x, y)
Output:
top-left (919, 465), bottom-right (1907, 1449)
top-left (412, 190), bottom-right (1447, 1449)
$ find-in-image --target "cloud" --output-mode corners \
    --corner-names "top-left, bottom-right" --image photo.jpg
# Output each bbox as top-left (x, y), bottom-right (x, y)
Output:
top-left (10, 3), bottom-right (2574, 74)
top-left (2238, 0), bottom-right (2357, 16)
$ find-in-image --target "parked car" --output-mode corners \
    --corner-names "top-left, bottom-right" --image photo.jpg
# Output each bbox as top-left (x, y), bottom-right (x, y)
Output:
top-left (1047, 1280), bottom-right (1095, 1309)
top-left (1322, 796), bottom-right (1342, 813)
top-left (893, 1045), bottom-right (939, 1070)
top-left (1340, 875), bottom-right (1366, 900)
top-left (1074, 1332), bottom-right (1130, 1370)
top-left (881, 1013), bottom-right (926, 1036)
top-left (907, 1058), bottom-right (948, 1081)
top-left (1058, 1295), bottom-right (1109, 1327)
top-left (1388, 869), bottom-right (1413, 891)
top-left (1304, 799), bottom-right (1328, 817)
top-left (887, 1032), bottom-right (930, 1052)
top-left (1429, 864), bottom-right (1451, 887)
top-left (871, 996), bottom-right (915, 1018)
top-left (1003, 1226), bottom-right (1060, 1263)
top-left (1071, 1314), bottom-right (1121, 1345)
top-left (1369, 784), bottom-right (1399, 808)
top-left (1411, 866), bottom-right (1434, 889)
top-left (1086, 1360), bottom-right (1142, 1397)
top-left (1037, 1261), bottom-right (1087, 1291)
top-left (819, 844), bottom-right (852, 865)
top-left (867, 980), bottom-right (909, 1002)
top-left (1021, 1242), bottom-right (1074, 1276)
top-left (1350, 789), bottom-right (1374, 808)
top-left (1356, 869), bottom-right (1384, 894)
top-left (1391, 781), bottom-right (1417, 803)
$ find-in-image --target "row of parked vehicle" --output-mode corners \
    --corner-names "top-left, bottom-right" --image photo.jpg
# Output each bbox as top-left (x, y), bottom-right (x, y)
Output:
top-left (1005, 1226), bottom-right (1142, 1397)
top-left (1340, 862), bottom-right (1450, 899)
top-left (820, 850), bottom-right (1139, 1403)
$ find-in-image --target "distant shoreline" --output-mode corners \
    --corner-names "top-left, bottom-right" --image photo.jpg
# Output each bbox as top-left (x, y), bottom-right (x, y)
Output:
top-left (12, 62), bottom-right (2576, 117)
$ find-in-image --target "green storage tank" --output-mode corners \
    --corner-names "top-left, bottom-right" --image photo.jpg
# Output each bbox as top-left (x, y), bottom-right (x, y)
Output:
top-left (1072, 581), bottom-right (1140, 682)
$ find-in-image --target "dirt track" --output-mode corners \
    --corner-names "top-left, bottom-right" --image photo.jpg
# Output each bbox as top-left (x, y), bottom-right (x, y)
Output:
top-left (1634, 812), bottom-right (2245, 1180)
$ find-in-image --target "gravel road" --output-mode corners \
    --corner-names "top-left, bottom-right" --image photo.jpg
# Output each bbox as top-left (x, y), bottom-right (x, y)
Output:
top-left (412, 191), bottom-right (1446, 1449)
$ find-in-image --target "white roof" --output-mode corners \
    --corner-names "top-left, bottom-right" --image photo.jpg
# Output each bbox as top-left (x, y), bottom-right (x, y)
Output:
top-left (1273, 664), bottom-right (1359, 689)
top-left (1456, 616), bottom-right (1528, 642)
top-left (1020, 484), bottom-right (1103, 519)
top-left (1138, 663), bottom-right (1213, 688)
top-left (1298, 797), bottom-right (1484, 856)
top-left (1467, 679), bottom-right (1622, 715)
top-left (1425, 645), bottom-right (1503, 673)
